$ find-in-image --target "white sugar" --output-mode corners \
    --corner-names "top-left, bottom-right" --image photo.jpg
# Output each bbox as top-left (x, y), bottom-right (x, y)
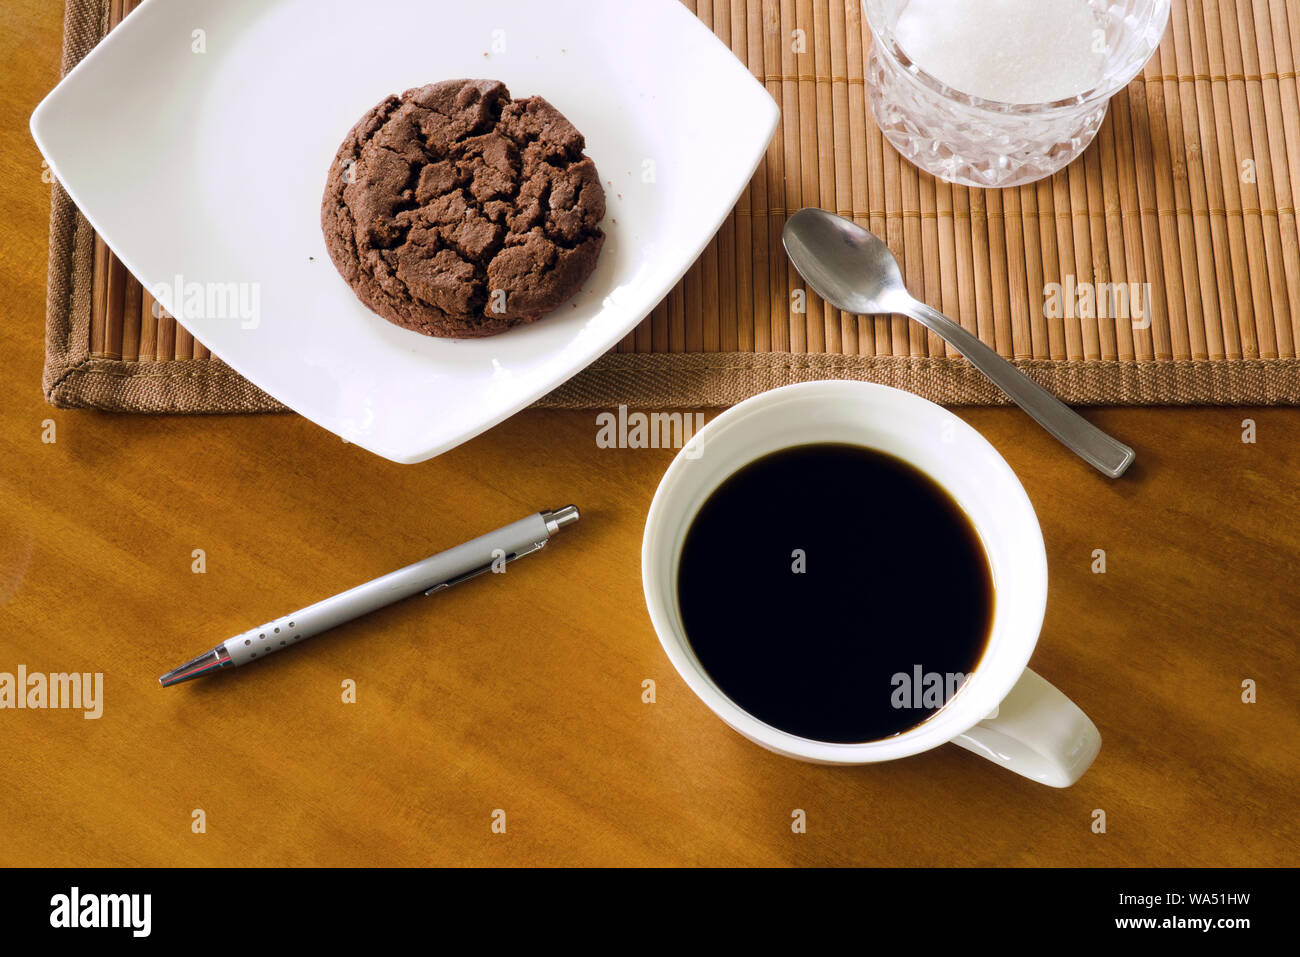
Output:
top-left (894, 0), bottom-right (1108, 104)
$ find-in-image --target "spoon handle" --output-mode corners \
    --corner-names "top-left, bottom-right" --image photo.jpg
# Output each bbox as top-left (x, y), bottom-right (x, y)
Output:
top-left (905, 300), bottom-right (1135, 478)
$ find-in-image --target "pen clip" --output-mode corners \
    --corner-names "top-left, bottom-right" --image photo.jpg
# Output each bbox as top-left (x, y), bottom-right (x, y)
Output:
top-left (422, 539), bottom-right (548, 596)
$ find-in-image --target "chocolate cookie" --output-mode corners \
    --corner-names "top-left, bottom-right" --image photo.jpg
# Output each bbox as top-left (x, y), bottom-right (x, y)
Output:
top-left (321, 79), bottom-right (606, 338)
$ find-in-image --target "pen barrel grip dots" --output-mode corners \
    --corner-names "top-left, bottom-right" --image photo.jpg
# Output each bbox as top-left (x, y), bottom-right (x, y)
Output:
top-left (223, 614), bottom-right (319, 666)
top-left (219, 511), bottom-right (554, 667)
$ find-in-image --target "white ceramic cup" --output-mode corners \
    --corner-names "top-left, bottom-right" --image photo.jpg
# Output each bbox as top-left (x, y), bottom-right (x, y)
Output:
top-left (641, 380), bottom-right (1101, 787)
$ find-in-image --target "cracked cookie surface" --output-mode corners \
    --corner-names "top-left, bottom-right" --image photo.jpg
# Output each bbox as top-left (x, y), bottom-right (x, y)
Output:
top-left (321, 79), bottom-right (606, 338)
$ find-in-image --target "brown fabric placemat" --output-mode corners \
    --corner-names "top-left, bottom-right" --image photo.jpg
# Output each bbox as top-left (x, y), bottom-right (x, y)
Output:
top-left (44, 0), bottom-right (1300, 411)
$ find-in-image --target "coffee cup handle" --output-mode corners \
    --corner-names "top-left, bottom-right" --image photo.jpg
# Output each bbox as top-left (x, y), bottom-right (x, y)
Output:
top-left (951, 669), bottom-right (1101, 788)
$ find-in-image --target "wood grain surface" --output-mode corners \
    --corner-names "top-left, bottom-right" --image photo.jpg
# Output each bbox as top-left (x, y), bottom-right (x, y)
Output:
top-left (2, 0), bottom-right (1296, 867)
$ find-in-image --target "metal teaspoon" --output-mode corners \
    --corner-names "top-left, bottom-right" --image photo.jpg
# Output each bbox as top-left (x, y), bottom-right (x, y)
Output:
top-left (782, 208), bottom-right (1135, 477)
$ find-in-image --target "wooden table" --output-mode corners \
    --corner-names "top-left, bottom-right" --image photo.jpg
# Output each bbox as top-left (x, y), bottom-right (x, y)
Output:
top-left (1, 1), bottom-right (1295, 868)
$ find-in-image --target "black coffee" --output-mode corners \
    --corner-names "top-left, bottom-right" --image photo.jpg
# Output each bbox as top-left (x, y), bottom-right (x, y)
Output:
top-left (676, 443), bottom-right (994, 743)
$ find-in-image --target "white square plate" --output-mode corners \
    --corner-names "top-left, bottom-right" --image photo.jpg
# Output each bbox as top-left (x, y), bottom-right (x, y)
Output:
top-left (32, 0), bottom-right (777, 463)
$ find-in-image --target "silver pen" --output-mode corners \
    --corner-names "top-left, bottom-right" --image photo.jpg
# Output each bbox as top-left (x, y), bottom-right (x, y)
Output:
top-left (159, 506), bottom-right (580, 687)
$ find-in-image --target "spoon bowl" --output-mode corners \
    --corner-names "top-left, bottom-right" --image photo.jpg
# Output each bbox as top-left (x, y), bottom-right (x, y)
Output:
top-left (782, 208), bottom-right (911, 316)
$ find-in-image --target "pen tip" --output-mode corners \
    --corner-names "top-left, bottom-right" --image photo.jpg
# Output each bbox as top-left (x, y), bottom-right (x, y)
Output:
top-left (159, 646), bottom-right (230, 687)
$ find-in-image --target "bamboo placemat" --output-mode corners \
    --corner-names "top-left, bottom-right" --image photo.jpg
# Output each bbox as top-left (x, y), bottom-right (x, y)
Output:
top-left (43, 0), bottom-right (1300, 411)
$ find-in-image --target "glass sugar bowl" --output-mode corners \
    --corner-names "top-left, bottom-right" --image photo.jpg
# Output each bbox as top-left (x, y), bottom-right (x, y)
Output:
top-left (863, 0), bottom-right (1171, 189)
